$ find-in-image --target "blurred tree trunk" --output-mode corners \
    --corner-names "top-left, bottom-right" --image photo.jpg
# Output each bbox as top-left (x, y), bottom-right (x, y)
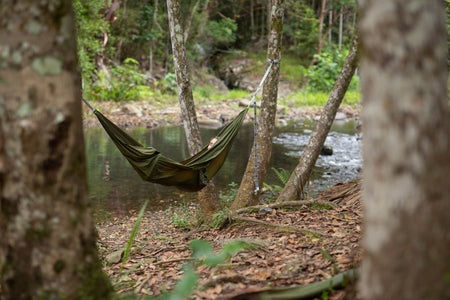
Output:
top-left (0, 1), bottom-right (112, 299)
top-left (166, 0), bottom-right (221, 220)
top-left (317, 0), bottom-right (326, 55)
top-left (358, 0), bottom-right (450, 299)
top-left (277, 36), bottom-right (359, 202)
top-left (338, 6), bottom-right (343, 50)
top-left (328, 0), bottom-right (332, 45)
top-left (231, 0), bottom-right (285, 210)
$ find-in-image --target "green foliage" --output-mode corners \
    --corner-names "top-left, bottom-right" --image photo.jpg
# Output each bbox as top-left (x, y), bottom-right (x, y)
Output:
top-left (166, 202), bottom-right (196, 232)
top-left (204, 18), bottom-right (237, 46)
top-left (86, 58), bottom-right (149, 101)
top-left (301, 50), bottom-right (359, 92)
top-left (190, 239), bottom-right (257, 268)
top-left (210, 209), bottom-right (232, 229)
top-left (122, 200), bottom-right (148, 268)
top-left (155, 239), bottom-right (255, 300)
top-left (73, 0), bottom-right (110, 84)
top-left (283, 1), bottom-right (318, 60)
top-left (284, 88), bottom-right (360, 107)
top-left (320, 248), bottom-right (338, 274)
top-left (155, 73), bottom-right (177, 95)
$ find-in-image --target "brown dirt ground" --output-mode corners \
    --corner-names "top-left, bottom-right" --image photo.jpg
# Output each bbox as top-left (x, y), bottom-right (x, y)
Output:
top-left (96, 179), bottom-right (362, 299)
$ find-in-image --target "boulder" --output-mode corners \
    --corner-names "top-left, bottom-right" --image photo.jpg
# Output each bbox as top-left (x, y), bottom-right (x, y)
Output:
top-left (121, 103), bottom-right (142, 117)
top-left (320, 144), bottom-right (333, 156)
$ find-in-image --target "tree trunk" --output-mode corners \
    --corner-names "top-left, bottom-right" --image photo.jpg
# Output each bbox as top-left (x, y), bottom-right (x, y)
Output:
top-left (338, 6), bottom-right (343, 50)
top-left (231, 0), bottom-right (285, 210)
top-left (328, 1), bottom-right (332, 45)
top-left (0, 1), bottom-right (112, 299)
top-left (250, 0), bottom-right (255, 40)
top-left (317, 0), bottom-right (327, 55)
top-left (166, 0), bottom-right (220, 219)
top-left (277, 36), bottom-right (359, 202)
top-left (358, 0), bottom-right (450, 299)
top-left (184, 0), bottom-right (202, 43)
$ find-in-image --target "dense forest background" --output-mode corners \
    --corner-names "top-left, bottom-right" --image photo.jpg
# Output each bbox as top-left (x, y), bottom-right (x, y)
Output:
top-left (73, 0), bottom-right (362, 103)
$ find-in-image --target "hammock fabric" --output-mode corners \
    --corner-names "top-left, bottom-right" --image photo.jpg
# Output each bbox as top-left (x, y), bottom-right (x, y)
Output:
top-left (94, 108), bottom-right (248, 191)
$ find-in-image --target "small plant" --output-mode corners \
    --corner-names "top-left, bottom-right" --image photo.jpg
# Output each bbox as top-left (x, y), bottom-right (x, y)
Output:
top-left (219, 182), bottom-right (238, 208)
top-left (166, 202), bottom-right (195, 231)
top-left (155, 72), bottom-right (177, 95)
top-left (263, 167), bottom-right (291, 195)
top-left (210, 209), bottom-right (232, 229)
top-left (156, 239), bottom-right (255, 300)
top-left (122, 200), bottom-right (148, 268)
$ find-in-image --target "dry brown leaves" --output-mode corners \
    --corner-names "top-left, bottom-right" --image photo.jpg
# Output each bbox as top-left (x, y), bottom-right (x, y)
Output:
top-left (97, 183), bottom-right (362, 299)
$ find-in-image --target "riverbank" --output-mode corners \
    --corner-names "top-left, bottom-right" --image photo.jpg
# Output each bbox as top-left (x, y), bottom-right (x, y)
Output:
top-left (82, 98), bottom-right (360, 129)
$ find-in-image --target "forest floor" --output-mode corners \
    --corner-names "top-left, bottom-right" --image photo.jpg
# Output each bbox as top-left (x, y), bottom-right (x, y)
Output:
top-left (96, 179), bottom-right (362, 300)
top-left (88, 98), bottom-right (363, 299)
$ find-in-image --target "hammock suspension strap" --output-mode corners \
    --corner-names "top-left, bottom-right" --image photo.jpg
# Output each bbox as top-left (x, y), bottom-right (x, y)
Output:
top-left (247, 58), bottom-right (280, 195)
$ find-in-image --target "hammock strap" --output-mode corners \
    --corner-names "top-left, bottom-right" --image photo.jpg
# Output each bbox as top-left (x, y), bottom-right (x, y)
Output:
top-left (82, 98), bottom-right (96, 112)
top-left (248, 58), bottom-right (280, 195)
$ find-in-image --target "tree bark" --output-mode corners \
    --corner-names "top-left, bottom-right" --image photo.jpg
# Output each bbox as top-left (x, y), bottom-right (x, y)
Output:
top-left (166, 0), bottom-right (220, 219)
top-left (338, 6), bottom-right (343, 50)
top-left (277, 36), bottom-right (359, 202)
top-left (231, 0), bottom-right (285, 210)
top-left (0, 1), bottom-right (112, 299)
top-left (317, 0), bottom-right (327, 55)
top-left (358, 0), bottom-right (450, 299)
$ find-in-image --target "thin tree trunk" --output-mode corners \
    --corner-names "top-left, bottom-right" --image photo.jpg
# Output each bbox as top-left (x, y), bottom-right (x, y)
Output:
top-left (0, 1), bottom-right (112, 298)
top-left (149, 0), bottom-right (160, 74)
top-left (328, 1), bottom-right (332, 45)
top-left (358, 0), bottom-right (450, 299)
top-left (250, 0), bottom-right (255, 40)
top-left (277, 36), bottom-right (359, 202)
top-left (184, 0), bottom-right (202, 43)
top-left (317, 0), bottom-right (326, 55)
top-left (338, 6), bottom-right (343, 50)
top-left (231, 0), bottom-right (285, 210)
top-left (166, 0), bottom-right (220, 219)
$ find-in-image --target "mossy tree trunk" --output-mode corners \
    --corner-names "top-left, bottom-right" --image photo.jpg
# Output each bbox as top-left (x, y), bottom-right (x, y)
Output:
top-left (0, 1), bottom-right (112, 299)
top-left (358, 0), bottom-right (450, 298)
top-left (231, 0), bottom-right (285, 210)
top-left (277, 36), bottom-right (359, 202)
top-left (166, 0), bottom-right (221, 220)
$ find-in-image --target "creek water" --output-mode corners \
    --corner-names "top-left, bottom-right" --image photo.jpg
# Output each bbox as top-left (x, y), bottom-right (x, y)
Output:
top-left (85, 119), bottom-right (362, 220)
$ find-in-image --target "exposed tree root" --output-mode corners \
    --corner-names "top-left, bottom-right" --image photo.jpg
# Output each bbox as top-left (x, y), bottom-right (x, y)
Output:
top-left (229, 268), bottom-right (359, 300)
top-left (233, 199), bottom-right (337, 215)
top-left (316, 178), bottom-right (361, 207)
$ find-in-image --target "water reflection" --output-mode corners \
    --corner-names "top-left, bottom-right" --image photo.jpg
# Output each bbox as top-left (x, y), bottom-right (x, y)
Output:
top-left (85, 119), bottom-right (361, 220)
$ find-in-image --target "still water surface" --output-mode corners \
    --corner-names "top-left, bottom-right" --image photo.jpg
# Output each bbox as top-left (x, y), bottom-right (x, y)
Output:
top-left (85, 119), bottom-right (361, 220)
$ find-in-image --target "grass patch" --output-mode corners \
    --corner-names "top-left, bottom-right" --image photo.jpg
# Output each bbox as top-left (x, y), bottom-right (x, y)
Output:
top-left (282, 88), bottom-right (361, 107)
top-left (193, 85), bottom-right (251, 104)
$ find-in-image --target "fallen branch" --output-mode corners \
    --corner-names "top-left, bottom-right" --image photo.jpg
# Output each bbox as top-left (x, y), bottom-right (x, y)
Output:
top-left (233, 216), bottom-right (325, 237)
top-left (233, 199), bottom-right (337, 215)
top-left (230, 268), bottom-right (359, 300)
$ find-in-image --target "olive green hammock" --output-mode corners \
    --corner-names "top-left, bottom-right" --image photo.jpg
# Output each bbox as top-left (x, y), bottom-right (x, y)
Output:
top-left (83, 58), bottom-right (278, 192)
top-left (85, 100), bottom-right (248, 191)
